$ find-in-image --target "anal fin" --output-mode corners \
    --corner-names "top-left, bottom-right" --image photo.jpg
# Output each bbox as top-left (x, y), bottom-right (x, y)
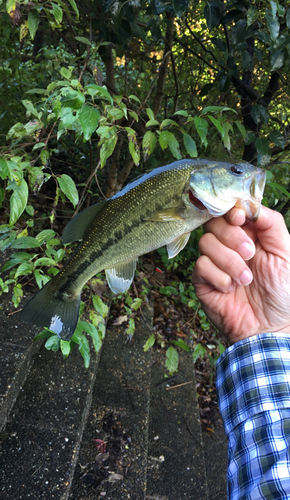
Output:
top-left (105, 259), bottom-right (137, 294)
top-left (167, 232), bottom-right (191, 259)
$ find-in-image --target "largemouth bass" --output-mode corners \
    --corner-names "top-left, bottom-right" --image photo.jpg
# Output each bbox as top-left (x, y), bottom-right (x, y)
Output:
top-left (20, 159), bottom-right (266, 340)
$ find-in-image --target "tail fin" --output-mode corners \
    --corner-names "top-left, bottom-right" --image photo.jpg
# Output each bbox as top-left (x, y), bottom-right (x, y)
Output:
top-left (20, 279), bottom-right (81, 341)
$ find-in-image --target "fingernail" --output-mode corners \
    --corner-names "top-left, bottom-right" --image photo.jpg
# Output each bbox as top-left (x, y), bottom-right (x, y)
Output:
top-left (239, 269), bottom-right (253, 286)
top-left (238, 242), bottom-right (255, 260)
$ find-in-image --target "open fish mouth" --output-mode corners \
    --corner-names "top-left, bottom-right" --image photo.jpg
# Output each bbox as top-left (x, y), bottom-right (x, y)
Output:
top-left (236, 168), bottom-right (266, 221)
top-left (188, 188), bottom-right (208, 211)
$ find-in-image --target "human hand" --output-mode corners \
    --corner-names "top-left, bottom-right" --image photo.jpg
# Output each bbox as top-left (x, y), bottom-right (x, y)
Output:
top-left (192, 206), bottom-right (290, 344)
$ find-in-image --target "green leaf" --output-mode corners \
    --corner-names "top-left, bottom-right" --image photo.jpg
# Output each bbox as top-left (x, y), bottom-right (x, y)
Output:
top-left (0, 157), bottom-right (10, 180)
top-left (45, 335), bottom-right (61, 351)
top-left (146, 108), bottom-right (155, 121)
top-left (192, 343), bottom-right (207, 362)
top-left (28, 9), bottom-right (39, 39)
top-left (171, 339), bottom-right (191, 352)
top-left (34, 257), bottom-right (56, 267)
top-left (159, 286), bottom-right (178, 296)
top-left (58, 174), bottom-right (79, 207)
top-left (247, 6), bottom-right (259, 26)
top-left (6, 0), bottom-right (15, 15)
top-left (131, 297), bottom-right (142, 311)
top-left (34, 329), bottom-right (54, 342)
top-left (174, 110), bottom-right (189, 117)
top-left (60, 340), bottom-right (71, 357)
top-left (287, 9), bottom-right (290, 29)
top-left (146, 119), bottom-right (159, 128)
top-left (173, 0), bottom-right (188, 17)
top-left (160, 119), bottom-right (177, 130)
top-left (269, 130), bottom-right (285, 148)
top-left (252, 105), bottom-right (269, 125)
top-left (165, 346), bottom-right (179, 374)
top-left (72, 328), bottom-right (91, 367)
top-left (10, 236), bottom-right (40, 249)
top-left (126, 317), bottom-right (135, 336)
top-left (204, 2), bottom-right (221, 29)
top-left (144, 334), bottom-right (155, 352)
top-left (15, 262), bottom-right (34, 278)
top-left (194, 116), bottom-right (208, 146)
top-left (265, 13), bottom-right (280, 41)
top-left (211, 38), bottom-right (226, 52)
top-left (183, 134), bottom-right (197, 157)
top-left (92, 295), bottom-right (108, 318)
top-left (35, 229), bottom-right (56, 244)
top-left (129, 111), bottom-right (139, 122)
top-left (9, 179), bottom-right (28, 225)
top-left (68, 0), bottom-right (79, 18)
top-left (208, 115), bottom-right (223, 135)
top-left (60, 67), bottom-right (72, 80)
top-left (201, 106), bottom-right (236, 114)
top-left (270, 50), bottom-right (285, 71)
top-left (0, 277), bottom-right (9, 293)
top-left (61, 90), bottom-right (85, 109)
top-left (142, 131), bottom-right (157, 161)
top-left (84, 84), bottom-right (113, 103)
top-left (75, 36), bottom-right (91, 45)
top-left (79, 105), bottom-right (100, 141)
top-left (268, 181), bottom-right (290, 199)
top-left (22, 99), bottom-right (41, 119)
top-left (58, 107), bottom-right (78, 127)
top-left (255, 137), bottom-right (270, 155)
top-left (107, 106), bottom-right (124, 121)
top-left (129, 140), bottom-right (140, 166)
top-left (222, 122), bottom-right (232, 150)
top-left (52, 2), bottom-right (63, 24)
top-left (100, 135), bottom-right (118, 168)
top-left (234, 121), bottom-right (246, 138)
top-left (0, 232), bottom-right (16, 252)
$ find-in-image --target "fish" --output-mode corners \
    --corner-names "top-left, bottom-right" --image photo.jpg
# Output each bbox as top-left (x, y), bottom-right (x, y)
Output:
top-left (20, 159), bottom-right (266, 341)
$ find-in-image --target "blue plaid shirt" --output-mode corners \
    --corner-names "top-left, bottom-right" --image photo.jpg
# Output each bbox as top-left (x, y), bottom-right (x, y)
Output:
top-left (216, 332), bottom-right (290, 500)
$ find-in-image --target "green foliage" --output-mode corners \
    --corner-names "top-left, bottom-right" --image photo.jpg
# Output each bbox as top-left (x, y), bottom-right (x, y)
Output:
top-left (1, 0), bottom-right (290, 370)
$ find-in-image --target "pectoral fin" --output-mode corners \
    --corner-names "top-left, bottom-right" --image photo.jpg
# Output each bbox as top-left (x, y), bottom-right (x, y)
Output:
top-left (105, 259), bottom-right (137, 294)
top-left (62, 201), bottom-right (107, 244)
top-left (144, 207), bottom-right (185, 222)
top-left (167, 232), bottom-right (191, 259)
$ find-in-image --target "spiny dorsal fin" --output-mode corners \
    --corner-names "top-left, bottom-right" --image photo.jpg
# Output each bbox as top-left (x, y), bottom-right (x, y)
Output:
top-left (105, 259), bottom-right (137, 294)
top-left (167, 232), bottom-right (191, 259)
top-left (144, 207), bottom-right (185, 222)
top-left (62, 201), bottom-right (106, 244)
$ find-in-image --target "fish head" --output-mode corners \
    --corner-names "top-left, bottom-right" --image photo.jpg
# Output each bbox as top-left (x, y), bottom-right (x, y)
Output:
top-left (187, 160), bottom-right (266, 221)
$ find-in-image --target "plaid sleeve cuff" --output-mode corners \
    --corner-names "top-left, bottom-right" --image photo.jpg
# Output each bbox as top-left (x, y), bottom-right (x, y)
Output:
top-left (216, 332), bottom-right (290, 436)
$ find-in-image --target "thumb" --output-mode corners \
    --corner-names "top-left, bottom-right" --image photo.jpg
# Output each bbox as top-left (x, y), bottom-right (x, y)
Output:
top-left (253, 206), bottom-right (290, 259)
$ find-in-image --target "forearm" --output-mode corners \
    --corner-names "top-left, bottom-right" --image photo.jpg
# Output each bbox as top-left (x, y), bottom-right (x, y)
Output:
top-left (216, 333), bottom-right (290, 500)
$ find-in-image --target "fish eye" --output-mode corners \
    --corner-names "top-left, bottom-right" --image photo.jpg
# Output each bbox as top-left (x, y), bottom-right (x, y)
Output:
top-left (230, 165), bottom-right (244, 175)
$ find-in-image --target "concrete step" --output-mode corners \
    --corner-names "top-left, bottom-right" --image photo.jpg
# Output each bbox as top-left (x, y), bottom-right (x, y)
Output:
top-left (0, 250), bottom-right (43, 434)
top-left (0, 291), bottom-right (227, 499)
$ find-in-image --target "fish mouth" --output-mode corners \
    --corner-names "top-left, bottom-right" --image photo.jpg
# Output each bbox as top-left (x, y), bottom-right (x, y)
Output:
top-left (236, 168), bottom-right (266, 221)
top-left (188, 188), bottom-right (208, 211)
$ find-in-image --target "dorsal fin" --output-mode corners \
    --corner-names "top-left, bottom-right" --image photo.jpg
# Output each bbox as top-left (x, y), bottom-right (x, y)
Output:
top-left (105, 259), bottom-right (137, 294)
top-left (62, 201), bottom-right (106, 244)
top-left (167, 232), bottom-right (191, 259)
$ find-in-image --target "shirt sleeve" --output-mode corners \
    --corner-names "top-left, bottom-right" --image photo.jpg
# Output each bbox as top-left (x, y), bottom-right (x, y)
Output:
top-left (216, 332), bottom-right (290, 500)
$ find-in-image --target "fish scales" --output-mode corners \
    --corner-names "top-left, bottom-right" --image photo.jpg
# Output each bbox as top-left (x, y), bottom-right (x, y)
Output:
top-left (20, 159), bottom-right (266, 340)
top-left (55, 161), bottom-right (201, 292)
